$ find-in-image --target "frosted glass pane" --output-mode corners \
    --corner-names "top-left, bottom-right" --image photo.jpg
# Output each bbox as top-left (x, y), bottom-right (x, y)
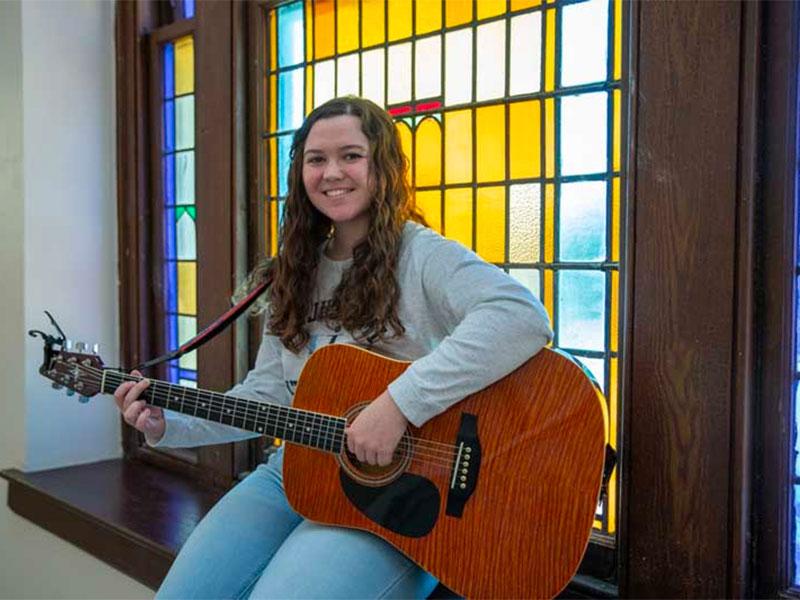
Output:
top-left (561, 0), bottom-right (608, 87)
top-left (337, 53), bottom-right (360, 97)
top-left (445, 29), bottom-right (472, 106)
top-left (278, 135), bottom-right (292, 197)
top-left (277, 2), bottom-right (304, 67)
top-left (388, 42), bottom-right (412, 104)
top-left (176, 210), bottom-right (196, 260)
top-left (559, 181), bottom-right (607, 262)
top-left (560, 92), bottom-right (608, 176)
top-left (509, 268), bottom-right (540, 300)
top-left (476, 21), bottom-right (505, 101)
top-left (510, 13), bottom-right (541, 95)
top-left (278, 67), bottom-right (304, 130)
top-left (579, 357), bottom-right (605, 392)
top-left (558, 270), bottom-right (606, 351)
top-left (361, 48), bottom-right (385, 106)
top-left (415, 35), bottom-right (442, 100)
top-left (178, 316), bottom-right (197, 369)
top-left (509, 184), bottom-right (541, 263)
top-left (175, 151), bottom-right (194, 205)
top-left (314, 60), bottom-right (335, 108)
top-left (175, 95), bottom-right (194, 151)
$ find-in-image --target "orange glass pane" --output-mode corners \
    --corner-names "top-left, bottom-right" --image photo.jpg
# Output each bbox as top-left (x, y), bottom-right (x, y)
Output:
top-left (445, 188), bottom-right (473, 249)
top-left (177, 261), bottom-right (197, 314)
top-left (510, 100), bottom-right (541, 179)
top-left (269, 138), bottom-right (277, 197)
top-left (415, 117), bottom-right (442, 187)
top-left (270, 201), bottom-right (278, 255)
top-left (396, 121), bottom-right (413, 175)
top-left (270, 11), bottom-right (277, 71)
top-left (362, 0), bottom-right (385, 48)
top-left (314, 0), bottom-right (335, 59)
top-left (477, 0), bottom-right (506, 20)
top-left (270, 75), bottom-right (277, 132)
top-left (476, 187), bottom-right (505, 263)
top-left (337, 0), bottom-right (359, 53)
top-left (613, 89), bottom-right (621, 172)
top-left (416, 190), bottom-right (442, 233)
top-left (444, 109), bottom-right (472, 184)
top-left (611, 270), bottom-right (619, 353)
top-left (175, 36), bottom-right (194, 96)
top-left (305, 2), bottom-right (313, 61)
top-left (545, 97), bottom-right (555, 178)
top-left (416, 0), bottom-right (442, 35)
top-left (476, 105), bottom-right (505, 183)
top-left (511, 0), bottom-right (541, 10)
top-left (544, 183), bottom-right (554, 262)
top-left (543, 268), bottom-right (554, 322)
top-left (306, 66), bottom-right (314, 115)
top-left (446, 0), bottom-right (472, 27)
top-left (614, 0), bottom-right (622, 80)
top-left (612, 177), bottom-right (620, 262)
top-left (545, 9), bottom-right (556, 92)
top-left (388, 0), bottom-right (412, 41)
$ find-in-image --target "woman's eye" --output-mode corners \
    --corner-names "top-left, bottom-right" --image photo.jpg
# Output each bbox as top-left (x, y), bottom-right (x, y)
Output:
top-left (306, 156), bottom-right (324, 165)
top-left (344, 153), bottom-right (363, 161)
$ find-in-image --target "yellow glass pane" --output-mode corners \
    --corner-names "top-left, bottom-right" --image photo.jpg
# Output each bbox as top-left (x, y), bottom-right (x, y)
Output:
top-left (446, 0), bottom-right (472, 27)
top-left (544, 183), bottom-right (554, 262)
top-left (511, 0), bottom-right (541, 10)
top-left (545, 97), bottom-right (555, 178)
top-left (175, 36), bottom-right (194, 96)
top-left (416, 190), bottom-right (442, 233)
top-left (476, 105), bottom-right (505, 183)
top-left (614, 0), bottom-right (622, 80)
top-left (444, 109), bottom-right (472, 184)
top-left (337, 0), bottom-right (359, 53)
top-left (305, 2), bottom-right (313, 61)
top-left (315, 0), bottom-right (335, 59)
top-left (270, 201), bottom-right (278, 255)
top-left (612, 177), bottom-right (620, 262)
top-left (510, 101), bottom-right (541, 179)
top-left (613, 89), bottom-right (621, 172)
top-left (545, 9), bottom-right (556, 92)
top-left (270, 138), bottom-right (277, 197)
top-left (476, 187), bottom-right (505, 263)
top-left (416, 0), bottom-right (442, 35)
top-left (445, 188), bottom-right (473, 249)
top-left (396, 121), bottom-right (413, 172)
top-left (477, 0), bottom-right (506, 20)
top-left (270, 75), bottom-right (277, 132)
top-left (608, 470), bottom-right (617, 534)
top-left (388, 0), bottom-right (412, 41)
top-left (270, 11), bottom-right (277, 71)
top-left (611, 270), bottom-right (619, 353)
top-left (415, 118), bottom-right (442, 187)
top-left (306, 66), bottom-right (313, 115)
top-left (543, 268), bottom-right (554, 322)
top-left (362, 0), bottom-right (385, 48)
top-left (177, 261), bottom-right (197, 314)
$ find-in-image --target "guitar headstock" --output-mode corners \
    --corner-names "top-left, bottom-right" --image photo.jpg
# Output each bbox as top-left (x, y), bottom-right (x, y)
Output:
top-left (39, 342), bottom-right (106, 400)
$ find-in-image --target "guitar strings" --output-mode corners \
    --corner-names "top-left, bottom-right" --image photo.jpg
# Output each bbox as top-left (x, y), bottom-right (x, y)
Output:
top-left (70, 363), bottom-right (466, 469)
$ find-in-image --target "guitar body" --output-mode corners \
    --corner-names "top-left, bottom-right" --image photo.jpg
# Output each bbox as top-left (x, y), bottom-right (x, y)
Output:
top-left (284, 344), bottom-right (607, 599)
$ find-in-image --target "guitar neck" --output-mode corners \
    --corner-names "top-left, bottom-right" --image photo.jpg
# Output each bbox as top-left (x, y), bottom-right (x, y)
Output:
top-left (101, 371), bottom-right (346, 454)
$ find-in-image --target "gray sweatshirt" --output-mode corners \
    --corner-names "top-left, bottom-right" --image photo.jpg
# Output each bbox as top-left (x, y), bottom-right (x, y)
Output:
top-left (150, 221), bottom-right (553, 448)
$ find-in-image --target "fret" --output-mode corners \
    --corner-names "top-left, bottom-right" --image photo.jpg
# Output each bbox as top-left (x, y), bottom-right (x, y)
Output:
top-left (322, 416), bottom-right (334, 453)
top-left (232, 396), bottom-right (244, 429)
top-left (256, 402), bottom-right (269, 436)
top-left (195, 389), bottom-right (210, 420)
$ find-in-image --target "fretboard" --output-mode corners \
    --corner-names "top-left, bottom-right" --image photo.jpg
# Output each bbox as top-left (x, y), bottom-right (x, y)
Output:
top-left (101, 371), bottom-right (346, 454)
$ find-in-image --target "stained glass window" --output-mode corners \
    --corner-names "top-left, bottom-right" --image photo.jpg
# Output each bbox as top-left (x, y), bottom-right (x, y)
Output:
top-left (162, 36), bottom-right (198, 389)
top-left (262, 0), bottom-right (625, 535)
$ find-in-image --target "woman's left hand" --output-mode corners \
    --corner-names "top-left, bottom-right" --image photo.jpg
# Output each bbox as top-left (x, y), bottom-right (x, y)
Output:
top-left (345, 390), bottom-right (408, 466)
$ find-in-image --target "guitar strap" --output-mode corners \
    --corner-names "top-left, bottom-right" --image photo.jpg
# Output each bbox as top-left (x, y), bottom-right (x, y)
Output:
top-left (133, 274), bottom-right (272, 372)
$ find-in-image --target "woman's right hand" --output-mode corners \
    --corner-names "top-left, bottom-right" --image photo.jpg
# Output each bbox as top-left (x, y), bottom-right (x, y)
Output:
top-left (113, 370), bottom-right (166, 444)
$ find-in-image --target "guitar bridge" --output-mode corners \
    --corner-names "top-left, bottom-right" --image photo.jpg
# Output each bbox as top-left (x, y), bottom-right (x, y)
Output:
top-left (446, 413), bottom-right (481, 518)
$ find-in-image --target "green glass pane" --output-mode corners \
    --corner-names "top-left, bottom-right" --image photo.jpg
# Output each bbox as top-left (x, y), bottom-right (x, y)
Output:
top-left (176, 151), bottom-right (195, 205)
top-left (559, 181), bottom-right (607, 262)
top-left (178, 316), bottom-right (197, 370)
top-left (558, 270), bottom-right (605, 351)
top-left (175, 95), bottom-right (195, 150)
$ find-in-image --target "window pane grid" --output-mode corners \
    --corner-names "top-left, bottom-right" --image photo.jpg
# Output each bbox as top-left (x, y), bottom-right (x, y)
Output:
top-left (262, 0), bottom-right (624, 535)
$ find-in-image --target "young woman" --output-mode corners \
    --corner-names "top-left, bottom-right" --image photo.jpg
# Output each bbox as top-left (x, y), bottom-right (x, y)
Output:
top-left (115, 96), bottom-right (553, 599)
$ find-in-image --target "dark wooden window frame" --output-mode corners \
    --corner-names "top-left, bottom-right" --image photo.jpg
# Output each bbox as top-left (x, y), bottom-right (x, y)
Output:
top-left (5, 1), bottom-right (800, 597)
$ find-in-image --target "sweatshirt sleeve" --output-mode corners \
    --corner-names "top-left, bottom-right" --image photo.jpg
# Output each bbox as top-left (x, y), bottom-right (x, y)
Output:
top-left (146, 328), bottom-right (289, 448)
top-left (387, 236), bottom-right (553, 427)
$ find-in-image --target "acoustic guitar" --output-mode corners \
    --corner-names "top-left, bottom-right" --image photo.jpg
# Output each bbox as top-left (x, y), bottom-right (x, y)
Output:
top-left (38, 341), bottom-right (607, 598)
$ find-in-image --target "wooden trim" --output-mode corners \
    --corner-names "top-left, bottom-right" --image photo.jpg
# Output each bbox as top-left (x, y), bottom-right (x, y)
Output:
top-left (755, 1), bottom-right (800, 595)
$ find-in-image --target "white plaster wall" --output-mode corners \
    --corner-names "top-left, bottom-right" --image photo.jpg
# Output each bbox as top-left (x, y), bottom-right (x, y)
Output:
top-left (0, 1), bottom-right (151, 597)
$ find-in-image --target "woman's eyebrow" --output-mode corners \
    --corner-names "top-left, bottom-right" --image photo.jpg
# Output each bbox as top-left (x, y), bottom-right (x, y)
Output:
top-left (304, 143), bottom-right (368, 155)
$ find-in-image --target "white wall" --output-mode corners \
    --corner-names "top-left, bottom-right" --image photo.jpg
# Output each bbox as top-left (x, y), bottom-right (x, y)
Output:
top-left (0, 1), bottom-right (150, 597)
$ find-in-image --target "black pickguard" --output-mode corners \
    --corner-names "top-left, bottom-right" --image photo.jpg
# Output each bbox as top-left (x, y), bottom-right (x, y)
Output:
top-left (339, 470), bottom-right (440, 538)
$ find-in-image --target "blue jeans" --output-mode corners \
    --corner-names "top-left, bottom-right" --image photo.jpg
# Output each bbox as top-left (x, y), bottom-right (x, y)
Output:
top-left (156, 449), bottom-right (438, 599)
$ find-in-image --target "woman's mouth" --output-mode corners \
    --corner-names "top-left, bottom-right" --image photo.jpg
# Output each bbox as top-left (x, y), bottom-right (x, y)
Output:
top-left (323, 188), bottom-right (354, 198)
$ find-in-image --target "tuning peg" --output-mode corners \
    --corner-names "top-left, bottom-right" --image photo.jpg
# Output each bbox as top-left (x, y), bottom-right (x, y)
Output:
top-left (64, 339), bottom-right (74, 350)
top-left (51, 382), bottom-right (63, 390)
top-left (75, 342), bottom-right (86, 352)
top-left (78, 395), bottom-right (90, 404)
top-left (65, 389), bottom-right (75, 397)
top-left (92, 343), bottom-right (99, 354)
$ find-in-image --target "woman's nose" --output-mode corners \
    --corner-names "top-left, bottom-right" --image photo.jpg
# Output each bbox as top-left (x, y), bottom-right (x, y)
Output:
top-left (323, 159), bottom-right (344, 179)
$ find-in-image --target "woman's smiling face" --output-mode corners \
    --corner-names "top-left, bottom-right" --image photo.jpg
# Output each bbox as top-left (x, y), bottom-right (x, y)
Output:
top-left (302, 115), bottom-right (373, 234)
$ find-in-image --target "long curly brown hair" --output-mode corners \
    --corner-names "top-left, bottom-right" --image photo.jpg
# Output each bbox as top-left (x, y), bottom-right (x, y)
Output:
top-left (246, 97), bottom-right (426, 353)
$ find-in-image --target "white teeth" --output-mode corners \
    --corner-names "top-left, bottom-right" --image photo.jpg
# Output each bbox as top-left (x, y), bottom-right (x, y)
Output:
top-left (324, 189), bottom-right (351, 197)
